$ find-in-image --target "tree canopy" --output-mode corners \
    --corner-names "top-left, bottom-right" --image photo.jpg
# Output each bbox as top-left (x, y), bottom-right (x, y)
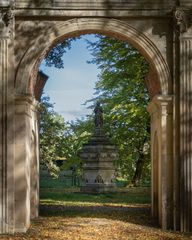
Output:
top-left (86, 35), bottom-right (150, 184)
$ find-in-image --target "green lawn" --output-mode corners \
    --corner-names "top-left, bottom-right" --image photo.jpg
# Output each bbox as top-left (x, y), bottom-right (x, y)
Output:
top-left (40, 185), bottom-right (151, 206)
top-left (40, 184), bottom-right (151, 226)
top-left (40, 177), bottom-right (82, 188)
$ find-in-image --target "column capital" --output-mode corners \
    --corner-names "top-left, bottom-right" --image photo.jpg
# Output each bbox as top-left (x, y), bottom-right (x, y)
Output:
top-left (0, 3), bottom-right (14, 38)
top-left (15, 94), bottom-right (40, 115)
top-left (175, 7), bottom-right (192, 33)
top-left (147, 95), bottom-right (173, 116)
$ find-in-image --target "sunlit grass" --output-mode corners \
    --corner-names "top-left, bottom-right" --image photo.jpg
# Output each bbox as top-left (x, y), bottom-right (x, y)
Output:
top-left (40, 186), bottom-right (151, 206)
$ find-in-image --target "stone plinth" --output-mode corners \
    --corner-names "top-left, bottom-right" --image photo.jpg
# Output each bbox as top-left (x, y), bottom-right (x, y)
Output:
top-left (79, 128), bottom-right (118, 193)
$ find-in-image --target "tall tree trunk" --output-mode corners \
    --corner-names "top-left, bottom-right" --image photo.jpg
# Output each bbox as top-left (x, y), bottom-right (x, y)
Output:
top-left (132, 127), bottom-right (150, 186)
top-left (132, 152), bottom-right (145, 186)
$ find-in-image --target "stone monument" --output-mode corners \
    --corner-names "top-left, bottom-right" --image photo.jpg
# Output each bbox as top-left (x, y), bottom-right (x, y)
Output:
top-left (79, 102), bottom-right (118, 193)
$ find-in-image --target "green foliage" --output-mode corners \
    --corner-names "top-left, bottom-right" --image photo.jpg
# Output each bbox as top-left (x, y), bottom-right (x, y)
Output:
top-left (40, 95), bottom-right (66, 177)
top-left (59, 118), bottom-right (92, 175)
top-left (40, 96), bottom-right (91, 177)
top-left (87, 35), bottom-right (151, 183)
top-left (45, 38), bottom-right (76, 68)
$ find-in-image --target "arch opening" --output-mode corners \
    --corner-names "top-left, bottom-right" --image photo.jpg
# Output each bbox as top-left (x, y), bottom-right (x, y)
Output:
top-left (38, 33), bottom-right (151, 189)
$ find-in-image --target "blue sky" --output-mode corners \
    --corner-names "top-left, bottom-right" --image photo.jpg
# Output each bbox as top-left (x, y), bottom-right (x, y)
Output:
top-left (40, 35), bottom-right (99, 122)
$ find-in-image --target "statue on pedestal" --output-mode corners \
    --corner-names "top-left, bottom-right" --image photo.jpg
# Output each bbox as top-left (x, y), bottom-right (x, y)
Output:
top-left (94, 102), bottom-right (103, 128)
top-left (79, 101), bottom-right (118, 193)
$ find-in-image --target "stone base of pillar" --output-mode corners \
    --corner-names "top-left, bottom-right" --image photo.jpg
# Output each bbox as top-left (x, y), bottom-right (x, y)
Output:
top-left (14, 226), bottom-right (29, 233)
top-left (81, 183), bottom-right (116, 193)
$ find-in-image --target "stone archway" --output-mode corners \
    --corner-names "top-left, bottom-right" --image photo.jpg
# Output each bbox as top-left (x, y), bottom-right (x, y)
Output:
top-left (13, 18), bottom-right (173, 232)
top-left (15, 18), bottom-right (171, 95)
top-left (1, 1), bottom-right (192, 234)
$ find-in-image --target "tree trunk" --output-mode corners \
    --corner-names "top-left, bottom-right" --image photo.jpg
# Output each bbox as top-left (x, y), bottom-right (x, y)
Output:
top-left (131, 152), bottom-right (145, 186)
top-left (132, 127), bottom-right (150, 186)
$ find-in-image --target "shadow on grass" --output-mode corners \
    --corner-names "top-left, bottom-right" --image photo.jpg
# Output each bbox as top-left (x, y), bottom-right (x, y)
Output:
top-left (39, 203), bottom-right (157, 229)
top-left (40, 187), bottom-right (157, 229)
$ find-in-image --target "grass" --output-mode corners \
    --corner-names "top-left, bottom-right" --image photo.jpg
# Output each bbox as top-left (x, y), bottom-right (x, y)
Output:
top-left (40, 177), bottom-right (82, 188)
top-left (40, 186), bottom-right (151, 206)
top-left (40, 177), bottom-right (151, 207)
top-left (40, 185), bottom-right (152, 226)
top-left (40, 180), bottom-right (151, 226)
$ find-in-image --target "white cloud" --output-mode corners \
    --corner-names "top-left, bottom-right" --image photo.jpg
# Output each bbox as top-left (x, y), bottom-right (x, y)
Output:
top-left (44, 67), bottom-right (97, 91)
top-left (45, 89), bottom-right (94, 121)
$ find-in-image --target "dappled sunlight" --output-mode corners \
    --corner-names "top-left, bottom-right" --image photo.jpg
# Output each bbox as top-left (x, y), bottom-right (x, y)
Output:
top-left (39, 202), bottom-right (151, 226)
top-left (1, 214), bottom-right (190, 239)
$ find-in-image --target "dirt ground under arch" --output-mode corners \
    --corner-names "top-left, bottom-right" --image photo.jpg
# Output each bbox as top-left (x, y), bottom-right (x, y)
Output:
top-left (1, 204), bottom-right (191, 240)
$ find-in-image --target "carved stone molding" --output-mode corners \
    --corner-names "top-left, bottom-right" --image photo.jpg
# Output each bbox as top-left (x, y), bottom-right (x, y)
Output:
top-left (0, 3), bottom-right (14, 37)
top-left (147, 95), bottom-right (173, 117)
top-left (95, 175), bottom-right (104, 184)
top-left (15, 94), bottom-right (40, 116)
top-left (175, 8), bottom-right (192, 33)
top-left (15, 18), bottom-right (171, 97)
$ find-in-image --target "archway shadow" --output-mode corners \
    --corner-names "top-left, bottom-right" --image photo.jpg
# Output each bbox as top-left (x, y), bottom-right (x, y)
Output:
top-left (39, 203), bottom-right (156, 227)
top-left (39, 187), bottom-right (159, 230)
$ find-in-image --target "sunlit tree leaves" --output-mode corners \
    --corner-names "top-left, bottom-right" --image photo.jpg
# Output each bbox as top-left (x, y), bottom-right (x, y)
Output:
top-left (87, 35), bottom-right (151, 185)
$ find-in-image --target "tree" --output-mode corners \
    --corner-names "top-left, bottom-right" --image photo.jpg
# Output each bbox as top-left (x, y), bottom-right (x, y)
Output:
top-left (87, 35), bottom-right (150, 185)
top-left (59, 118), bottom-right (93, 176)
top-left (45, 38), bottom-right (77, 68)
top-left (39, 95), bottom-right (67, 177)
top-left (39, 95), bottom-right (91, 177)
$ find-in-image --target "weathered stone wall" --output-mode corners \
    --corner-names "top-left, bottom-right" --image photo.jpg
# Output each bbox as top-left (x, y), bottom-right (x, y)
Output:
top-left (14, 17), bottom-right (172, 96)
top-left (15, 0), bottom-right (176, 10)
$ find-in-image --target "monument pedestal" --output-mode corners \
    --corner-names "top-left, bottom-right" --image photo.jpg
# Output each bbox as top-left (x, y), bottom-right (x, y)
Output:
top-left (79, 128), bottom-right (118, 193)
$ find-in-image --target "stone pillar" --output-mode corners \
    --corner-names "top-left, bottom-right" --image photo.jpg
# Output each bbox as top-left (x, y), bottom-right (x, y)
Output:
top-left (14, 96), bottom-right (39, 231)
top-left (172, 17), bottom-right (180, 231)
top-left (148, 95), bottom-right (173, 230)
top-left (0, 4), bottom-right (15, 234)
top-left (151, 132), bottom-right (160, 222)
top-left (30, 103), bottom-right (39, 219)
top-left (176, 8), bottom-right (192, 231)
